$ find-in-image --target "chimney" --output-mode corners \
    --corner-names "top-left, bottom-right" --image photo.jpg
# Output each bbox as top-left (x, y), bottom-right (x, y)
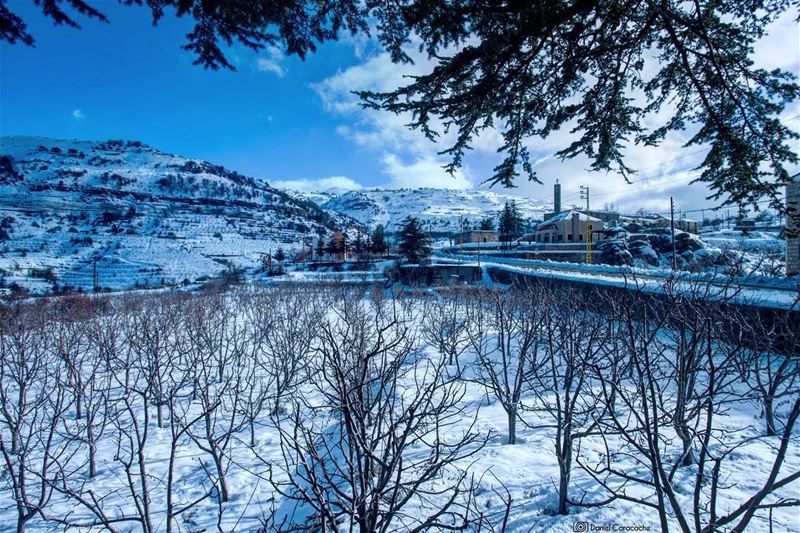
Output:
top-left (572, 211), bottom-right (579, 242)
top-left (554, 180), bottom-right (562, 214)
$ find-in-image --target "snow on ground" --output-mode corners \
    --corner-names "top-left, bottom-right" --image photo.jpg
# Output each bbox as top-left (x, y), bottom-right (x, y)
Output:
top-left (1, 286), bottom-right (797, 532)
top-left (0, 136), bottom-right (346, 293)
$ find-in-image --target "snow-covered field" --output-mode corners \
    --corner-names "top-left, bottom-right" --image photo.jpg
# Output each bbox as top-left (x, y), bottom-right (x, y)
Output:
top-left (0, 136), bottom-right (347, 293)
top-left (2, 282), bottom-right (797, 532)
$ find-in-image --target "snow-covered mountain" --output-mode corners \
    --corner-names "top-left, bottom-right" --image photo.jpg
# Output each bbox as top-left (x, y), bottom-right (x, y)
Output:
top-left (303, 189), bottom-right (552, 234)
top-left (0, 136), bottom-right (348, 293)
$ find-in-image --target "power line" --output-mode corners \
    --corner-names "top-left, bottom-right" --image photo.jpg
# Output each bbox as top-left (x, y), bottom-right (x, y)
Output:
top-left (548, 112), bottom-right (800, 205)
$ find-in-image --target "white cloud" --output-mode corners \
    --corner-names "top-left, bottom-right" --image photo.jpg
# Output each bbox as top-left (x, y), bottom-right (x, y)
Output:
top-left (314, 40), bottom-right (488, 191)
top-left (315, 19), bottom-right (798, 209)
top-left (256, 47), bottom-right (286, 77)
top-left (380, 153), bottom-right (472, 190)
top-left (272, 176), bottom-right (364, 193)
top-left (72, 108), bottom-right (85, 119)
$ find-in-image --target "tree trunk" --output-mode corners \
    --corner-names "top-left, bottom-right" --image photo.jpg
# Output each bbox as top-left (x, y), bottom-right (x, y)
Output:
top-left (75, 390), bottom-right (83, 420)
top-left (764, 395), bottom-right (776, 437)
top-left (507, 408), bottom-right (516, 445)
top-left (212, 448), bottom-right (229, 503)
top-left (558, 438), bottom-right (572, 515)
top-left (88, 426), bottom-right (96, 479)
top-left (678, 427), bottom-right (694, 467)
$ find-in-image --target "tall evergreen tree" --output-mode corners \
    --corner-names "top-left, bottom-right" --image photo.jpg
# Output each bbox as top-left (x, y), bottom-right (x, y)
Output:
top-left (397, 216), bottom-right (432, 265)
top-left (498, 201), bottom-right (523, 243)
top-left (315, 237), bottom-right (326, 260)
top-left (479, 217), bottom-right (496, 231)
top-left (370, 224), bottom-right (388, 256)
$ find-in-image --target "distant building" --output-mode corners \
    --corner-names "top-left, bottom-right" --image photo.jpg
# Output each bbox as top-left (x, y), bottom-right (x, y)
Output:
top-left (650, 214), bottom-right (699, 234)
top-left (533, 209), bottom-right (605, 244)
top-left (787, 174), bottom-right (800, 276)
top-left (584, 210), bottom-right (620, 223)
top-left (455, 230), bottom-right (498, 244)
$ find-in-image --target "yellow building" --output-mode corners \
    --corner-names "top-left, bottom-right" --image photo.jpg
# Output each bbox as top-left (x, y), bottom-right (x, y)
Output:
top-left (534, 210), bottom-right (604, 244)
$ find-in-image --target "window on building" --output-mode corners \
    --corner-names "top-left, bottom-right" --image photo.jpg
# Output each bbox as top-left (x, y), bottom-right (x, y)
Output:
top-left (558, 234), bottom-right (563, 241)
top-left (579, 234), bottom-right (583, 241)
top-left (568, 234), bottom-right (573, 241)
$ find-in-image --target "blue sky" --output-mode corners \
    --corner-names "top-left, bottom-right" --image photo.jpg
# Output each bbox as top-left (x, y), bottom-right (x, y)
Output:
top-left (1, 2), bottom-right (798, 213)
top-left (0, 2), bottom-right (378, 186)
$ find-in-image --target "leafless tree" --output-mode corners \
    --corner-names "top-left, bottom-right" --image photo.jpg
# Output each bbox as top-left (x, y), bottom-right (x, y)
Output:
top-left (183, 292), bottom-right (248, 505)
top-left (123, 295), bottom-right (186, 429)
top-left (576, 281), bottom-right (799, 533)
top-left (0, 302), bottom-right (74, 533)
top-left (420, 287), bottom-right (472, 373)
top-left (260, 286), bottom-right (323, 417)
top-left (526, 283), bottom-right (608, 515)
top-left (734, 310), bottom-right (800, 437)
top-left (464, 287), bottom-right (544, 445)
top-left (268, 289), bottom-right (484, 532)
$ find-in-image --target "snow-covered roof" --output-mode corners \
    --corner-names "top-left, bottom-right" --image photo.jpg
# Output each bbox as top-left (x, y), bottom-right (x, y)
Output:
top-left (539, 209), bottom-right (602, 226)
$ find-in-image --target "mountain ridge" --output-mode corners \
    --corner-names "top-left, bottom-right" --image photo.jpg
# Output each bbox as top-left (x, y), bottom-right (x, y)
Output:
top-left (0, 136), bottom-right (348, 293)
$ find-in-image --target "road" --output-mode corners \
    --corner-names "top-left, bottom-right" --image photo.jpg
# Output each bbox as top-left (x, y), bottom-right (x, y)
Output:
top-left (434, 252), bottom-right (799, 309)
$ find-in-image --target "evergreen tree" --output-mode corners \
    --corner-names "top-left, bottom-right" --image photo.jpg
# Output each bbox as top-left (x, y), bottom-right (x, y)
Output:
top-left (479, 217), bottom-right (495, 231)
top-left (325, 238), bottom-right (339, 257)
top-left (353, 231), bottom-right (365, 256)
top-left (397, 216), bottom-right (432, 265)
top-left (498, 201), bottom-right (523, 243)
top-left (370, 224), bottom-right (388, 256)
top-left (273, 247), bottom-right (286, 262)
top-left (315, 238), bottom-right (326, 260)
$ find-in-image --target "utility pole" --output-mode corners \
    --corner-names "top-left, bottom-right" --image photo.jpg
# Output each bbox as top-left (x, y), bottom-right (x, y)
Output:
top-left (670, 197), bottom-right (677, 271)
top-left (580, 186), bottom-right (592, 264)
top-left (92, 258), bottom-right (99, 293)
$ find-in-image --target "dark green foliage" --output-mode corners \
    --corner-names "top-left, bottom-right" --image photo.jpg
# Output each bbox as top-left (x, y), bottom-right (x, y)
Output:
top-left (4, 1), bottom-right (796, 210)
top-left (273, 247), bottom-right (286, 262)
top-left (498, 201), bottom-right (524, 242)
top-left (29, 266), bottom-right (57, 283)
top-left (0, 155), bottom-right (22, 183)
top-left (479, 216), bottom-right (495, 231)
top-left (1, 0), bottom-right (367, 70)
top-left (352, 231), bottom-right (366, 255)
top-left (357, 0), bottom-right (799, 212)
top-left (370, 224), bottom-right (388, 255)
top-left (397, 216), bottom-right (432, 264)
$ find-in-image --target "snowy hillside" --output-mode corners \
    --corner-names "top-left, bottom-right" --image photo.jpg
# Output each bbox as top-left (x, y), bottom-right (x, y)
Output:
top-left (0, 136), bottom-right (349, 293)
top-left (303, 188), bottom-right (551, 234)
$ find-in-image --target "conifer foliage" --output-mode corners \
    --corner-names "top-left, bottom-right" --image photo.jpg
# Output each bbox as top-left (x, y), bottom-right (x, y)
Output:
top-left (4, 0), bottom-right (797, 209)
top-left (397, 216), bottom-right (432, 264)
top-left (498, 201), bottom-right (524, 243)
